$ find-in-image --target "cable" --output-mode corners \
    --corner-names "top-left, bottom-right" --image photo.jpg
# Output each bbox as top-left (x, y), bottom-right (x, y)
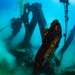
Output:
top-left (0, 21), bottom-right (11, 32)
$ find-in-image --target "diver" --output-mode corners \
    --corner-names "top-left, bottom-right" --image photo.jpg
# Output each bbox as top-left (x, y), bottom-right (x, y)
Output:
top-left (8, 3), bottom-right (30, 41)
top-left (8, 18), bottom-right (22, 40)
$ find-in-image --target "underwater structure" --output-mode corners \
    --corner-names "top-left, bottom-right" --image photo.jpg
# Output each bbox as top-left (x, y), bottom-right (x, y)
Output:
top-left (55, 25), bottom-right (75, 75)
top-left (9, 19), bottom-right (62, 75)
top-left (9, 48), bottom-right (33, 66)
top-left (8, 3), bottom-right (47, 49)
top-left (34, 20), bottom-right (62, 74)
top-left (58, 25), bottom-right (75, 61)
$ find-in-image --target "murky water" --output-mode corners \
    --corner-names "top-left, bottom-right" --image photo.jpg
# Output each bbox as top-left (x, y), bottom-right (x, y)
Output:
top-left (0, 0), bottom-right (75, 75)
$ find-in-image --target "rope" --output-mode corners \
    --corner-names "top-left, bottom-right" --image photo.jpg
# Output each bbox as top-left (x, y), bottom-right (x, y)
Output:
top-left (0, 21), bottom-right (11, 32)
top-left (0, 0), bottom-right (19, 32)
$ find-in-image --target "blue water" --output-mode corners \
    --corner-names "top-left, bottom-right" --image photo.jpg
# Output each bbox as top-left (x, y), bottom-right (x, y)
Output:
top-left (0, 0), bottom-right (75, 75)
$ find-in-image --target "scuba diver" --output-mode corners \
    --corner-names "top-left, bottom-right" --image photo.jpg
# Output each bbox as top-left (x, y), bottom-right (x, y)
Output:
top-left (8, 18), bottom-right (22, 40)
top-left (34, 19), bottom-right (62, 74)
top-left (8, 3), bottom-right (30, 41)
